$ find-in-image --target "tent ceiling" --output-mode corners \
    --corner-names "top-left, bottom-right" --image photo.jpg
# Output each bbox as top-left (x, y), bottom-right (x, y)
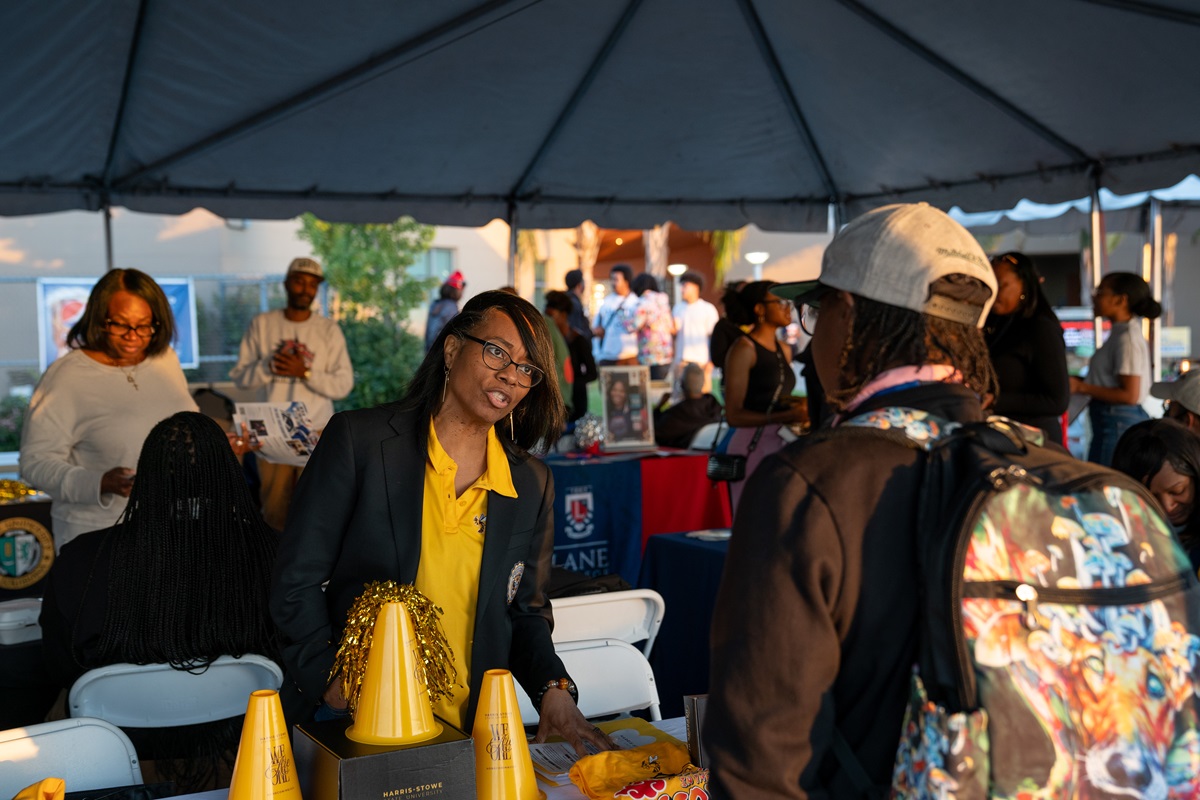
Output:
top-left (2, 0), bottom-right (1199, 231)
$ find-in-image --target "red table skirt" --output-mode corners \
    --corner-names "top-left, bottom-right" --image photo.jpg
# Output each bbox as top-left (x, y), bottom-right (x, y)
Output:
top-left (638, 453), bottom-right (732, 548)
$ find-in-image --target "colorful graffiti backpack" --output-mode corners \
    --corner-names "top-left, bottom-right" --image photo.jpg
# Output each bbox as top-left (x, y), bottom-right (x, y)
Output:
top-left (839, 407), bottom-right (1200, 800)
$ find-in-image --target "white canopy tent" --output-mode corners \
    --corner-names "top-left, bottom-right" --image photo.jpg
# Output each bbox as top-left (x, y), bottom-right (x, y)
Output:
top-left (1, 0), bottom-right (1199, 242)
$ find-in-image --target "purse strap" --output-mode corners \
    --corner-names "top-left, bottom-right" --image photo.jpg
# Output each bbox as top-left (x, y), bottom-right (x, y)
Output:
top-left (717, 339), bottom-right (788, 454)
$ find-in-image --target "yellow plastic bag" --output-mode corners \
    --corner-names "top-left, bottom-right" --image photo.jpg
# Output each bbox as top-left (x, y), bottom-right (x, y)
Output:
top-left (568, 741), bottom-right (691, 800)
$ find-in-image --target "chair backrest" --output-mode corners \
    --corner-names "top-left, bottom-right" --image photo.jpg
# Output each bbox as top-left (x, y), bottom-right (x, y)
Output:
top-left (550, 589), bottom-right (665, 657)
top-left (0, 717), bottom-right (142, 791)
top-left (68, 654), bottom-right (283, 727)
top-left (687, 421), bottom-right (722, 450)
top-left (516, 638), bottom-right (661, 724)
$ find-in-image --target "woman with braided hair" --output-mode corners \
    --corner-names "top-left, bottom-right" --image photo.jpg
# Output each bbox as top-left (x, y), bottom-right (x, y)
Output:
top-left (39, 411), bottom-right (279, 789)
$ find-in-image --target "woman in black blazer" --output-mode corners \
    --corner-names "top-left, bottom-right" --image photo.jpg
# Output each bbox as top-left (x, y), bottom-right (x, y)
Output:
top-left (270, 290), bottom-right (611, 755)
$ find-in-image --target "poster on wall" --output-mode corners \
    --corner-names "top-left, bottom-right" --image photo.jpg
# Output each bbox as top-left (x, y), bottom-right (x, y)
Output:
top-left (36, 277), bottom-right (199, 371)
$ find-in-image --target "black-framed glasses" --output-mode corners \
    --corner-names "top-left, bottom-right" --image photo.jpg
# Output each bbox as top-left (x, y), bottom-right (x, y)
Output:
top-left (105, 319), bottom-right (157, 338)
top-left (462, 334), bottom-right (544, 388)
top-left (799, 303), bottom-right (820, 336)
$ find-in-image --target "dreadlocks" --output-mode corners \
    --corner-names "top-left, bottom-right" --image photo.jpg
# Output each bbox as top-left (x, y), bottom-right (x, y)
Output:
top-left (95, 411), bottom-right (277, 667)
top-left (827, 275), bottom-right (998, 411)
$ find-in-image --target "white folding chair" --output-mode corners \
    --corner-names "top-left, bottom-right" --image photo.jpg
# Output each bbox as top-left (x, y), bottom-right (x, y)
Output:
top-left (516, 638), bottom-right (661, 724)
top-left (687, 421), bottom-right (722, 450)
top-left (0, 717), bottom-right (142, 791)
top-left (551, 588), bottom-right (665, 657)
top-left (68, 654), bottom-right (283, 727)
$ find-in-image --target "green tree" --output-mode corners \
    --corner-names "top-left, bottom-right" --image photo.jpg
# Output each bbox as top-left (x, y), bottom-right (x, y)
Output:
top-left (298, 214), bottom-right (437, 410)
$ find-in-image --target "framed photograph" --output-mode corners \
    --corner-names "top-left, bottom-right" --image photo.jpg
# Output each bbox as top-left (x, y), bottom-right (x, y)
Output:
top-left (599, 365), bottom-right (655, 451)
top-left (36, 276), bottom-right (199, 371)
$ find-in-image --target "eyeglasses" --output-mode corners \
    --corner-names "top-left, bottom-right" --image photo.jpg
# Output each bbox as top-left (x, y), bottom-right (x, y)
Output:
top-left (105, 319), bottom-right (157, 338)
top-left (799, 303), bottom-right (820, 336)
top-left (462, 334), bottom-right (544, 388)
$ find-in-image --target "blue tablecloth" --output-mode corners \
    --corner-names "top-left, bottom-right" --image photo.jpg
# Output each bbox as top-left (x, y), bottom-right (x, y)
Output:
top-left (637, 531), bottom-right (729, 718)
top-left (545, 454), bottom-right (645, 585)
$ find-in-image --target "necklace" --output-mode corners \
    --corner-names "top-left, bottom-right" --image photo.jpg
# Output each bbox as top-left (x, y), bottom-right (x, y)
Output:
top-left (108, 357), bottom-right (139, 390)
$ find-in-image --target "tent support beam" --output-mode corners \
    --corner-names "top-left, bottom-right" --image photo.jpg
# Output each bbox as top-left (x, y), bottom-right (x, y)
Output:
top-left (1149, 196), bottom-right (1163, 381)
top-left (111, 0), bottom-right (537, 190)
top-left (104, 206), bottom-right (114, 272)
top-left (1089, 177), bottom-right (1106, 351)
top-left (101, 0), bottom-right (151, 186)
top-left (738, 0), bottom-right (840, 204)
top-left (836, 0), bottom-right (1091, 163)
top-left (1072, 0), bottom-right (1200, 27)
top-left (509, 0), bottom-right (645, 201)
top-left (507, 202), bottom-right (518, 288)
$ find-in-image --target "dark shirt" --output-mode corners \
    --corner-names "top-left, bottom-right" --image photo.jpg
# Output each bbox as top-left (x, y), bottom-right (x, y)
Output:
top-left (985, 309), bottom-right (1069, 444)
top-left (742, 339), bottom-right (796, 414)
top-left (654, 394), bottom-right (723, 448)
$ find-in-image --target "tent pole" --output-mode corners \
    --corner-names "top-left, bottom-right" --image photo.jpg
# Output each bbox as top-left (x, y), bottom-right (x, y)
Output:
top-left (507, 204), bottom-right (517, 289)
top-left (1149, 196), bottom-right (1164, 383)
top-left (104, 206), bottom-right (114, 271)
top-left (1089, 182), bottom-right (1105, 351)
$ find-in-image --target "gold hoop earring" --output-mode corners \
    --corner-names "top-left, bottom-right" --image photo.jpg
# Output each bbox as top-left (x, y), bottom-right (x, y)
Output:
top-left (442, 366), bottom-right (450, 404)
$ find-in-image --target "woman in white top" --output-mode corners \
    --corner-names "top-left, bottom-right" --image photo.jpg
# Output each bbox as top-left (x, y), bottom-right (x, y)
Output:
top-left (20, 269), bottom-right (198, 549)
top-left (1069, 271), bottom-right (1161, 466)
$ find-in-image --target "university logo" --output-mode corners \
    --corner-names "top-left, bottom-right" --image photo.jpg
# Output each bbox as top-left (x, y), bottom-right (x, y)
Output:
top-left (0, 517), bottom-right (54, 591)
top-left (564, 490), bottom-right (594, 540)
top-left (269, 744), bottom-right (291, 785)
top-left (486, 722), bottom-right (512, 762)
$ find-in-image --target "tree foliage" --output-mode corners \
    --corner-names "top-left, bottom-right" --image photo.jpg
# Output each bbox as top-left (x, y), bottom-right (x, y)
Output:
top-left (298, 214), bottom-right (437, 410)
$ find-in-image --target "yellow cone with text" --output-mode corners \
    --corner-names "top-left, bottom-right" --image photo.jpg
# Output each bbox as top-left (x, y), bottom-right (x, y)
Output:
top-left (229, 689), bottom-right (301, 800)
top-left (346, 600), bottom-right (443, 744)
top-left (472, 669), bottom-right (545, 800)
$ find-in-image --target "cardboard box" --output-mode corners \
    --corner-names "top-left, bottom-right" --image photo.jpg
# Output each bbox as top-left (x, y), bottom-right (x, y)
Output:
top-left (293, 717), bottom-right (476, 800)
top-left (683, 694), bottom-right (709, 768)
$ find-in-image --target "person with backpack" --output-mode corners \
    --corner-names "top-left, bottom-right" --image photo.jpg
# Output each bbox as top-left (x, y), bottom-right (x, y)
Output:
top-left (705, 203), bottom-right (1200, 799)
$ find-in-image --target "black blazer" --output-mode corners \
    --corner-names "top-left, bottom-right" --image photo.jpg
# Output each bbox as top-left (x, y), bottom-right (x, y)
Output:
top-left (269, 404), bottom-right (566, 727)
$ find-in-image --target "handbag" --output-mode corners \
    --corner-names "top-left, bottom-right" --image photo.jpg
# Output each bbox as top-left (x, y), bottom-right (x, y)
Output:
top-left (706, 341), bottom-right (786, 483)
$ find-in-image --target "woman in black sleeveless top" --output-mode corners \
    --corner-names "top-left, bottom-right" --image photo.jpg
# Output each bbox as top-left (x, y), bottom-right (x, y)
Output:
top-left (718, 281), bottom-right (806, 513)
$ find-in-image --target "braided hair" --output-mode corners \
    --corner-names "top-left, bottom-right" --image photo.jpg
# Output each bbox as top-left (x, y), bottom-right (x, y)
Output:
top-left (826, 275), bottom-right (998, 411)
top-left (95, 411), bottom-right (278, 668)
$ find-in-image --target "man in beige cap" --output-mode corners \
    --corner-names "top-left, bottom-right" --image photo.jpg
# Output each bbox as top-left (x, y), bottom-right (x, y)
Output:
top-left (706, 203), bottom-right (998, 799)
top-left (231, 257), bottom-right (354, 530)
top-left (1153, 369), bottom-right (1200, 433)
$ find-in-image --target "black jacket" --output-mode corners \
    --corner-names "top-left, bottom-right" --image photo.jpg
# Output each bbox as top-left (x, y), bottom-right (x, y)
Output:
top-left (269, 405), bottom-right (566, 727)
top-left (706, 383), bottom-right (985, 799)
top-left (985, 310), bottom-right (1069, 444)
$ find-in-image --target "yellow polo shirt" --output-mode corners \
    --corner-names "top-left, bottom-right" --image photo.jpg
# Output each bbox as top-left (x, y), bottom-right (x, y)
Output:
top-left (415, 419), bottom-right (517, 730)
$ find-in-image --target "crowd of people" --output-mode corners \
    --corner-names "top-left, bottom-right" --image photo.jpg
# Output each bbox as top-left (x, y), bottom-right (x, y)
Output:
top-left (11, 205), bottom-right (1200, 797)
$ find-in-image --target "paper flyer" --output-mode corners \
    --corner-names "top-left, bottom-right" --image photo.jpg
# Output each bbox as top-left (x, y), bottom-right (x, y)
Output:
top-left (233, 401), bottom-right (320, 467)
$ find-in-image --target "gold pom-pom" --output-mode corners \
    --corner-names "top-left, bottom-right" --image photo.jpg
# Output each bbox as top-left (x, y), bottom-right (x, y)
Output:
top-left (330, 581), bottom-right (459, 715)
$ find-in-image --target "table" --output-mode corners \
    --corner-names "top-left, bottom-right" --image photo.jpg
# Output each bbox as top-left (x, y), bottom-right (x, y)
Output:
top-left (638, 532), bottom-right (729, 718)
top-left (545, 450), bottom-right (731, 585)
top-left (177, 718), bottom-right (689, 800)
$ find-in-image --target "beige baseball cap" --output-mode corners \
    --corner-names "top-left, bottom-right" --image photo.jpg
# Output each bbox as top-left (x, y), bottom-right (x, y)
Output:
top-left (1152, 370), bottom-right (1200, 415)
top-left (776, 202), bottom-right (996, 327)
top-left (287, 257), bottom-right (324, 281)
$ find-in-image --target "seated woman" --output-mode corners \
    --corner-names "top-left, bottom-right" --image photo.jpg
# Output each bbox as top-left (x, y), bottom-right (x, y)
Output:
top-left (39, 411), bottom-right (279, 789)
top-left (271, 290), bottom-right (613, 756)
top-left (1112, 418), bottom-right (1200, 564)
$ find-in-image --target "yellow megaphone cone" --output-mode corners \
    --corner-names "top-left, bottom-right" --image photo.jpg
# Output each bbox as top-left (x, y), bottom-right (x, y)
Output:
top-left (472, 669), bottom-right (545, 800)
top-left (229, 689), bottom-right (301, 800)
top-left (346, 601), bottom-right (443, 745)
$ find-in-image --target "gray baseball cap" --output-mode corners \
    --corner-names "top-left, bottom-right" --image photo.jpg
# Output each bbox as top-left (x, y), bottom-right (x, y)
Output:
top-left (287, 257), bottom-right (324, 281)
top-left (775, 203), bottom-right (996, 327)
top-left (1151, 370), bottom-right (1200, 415)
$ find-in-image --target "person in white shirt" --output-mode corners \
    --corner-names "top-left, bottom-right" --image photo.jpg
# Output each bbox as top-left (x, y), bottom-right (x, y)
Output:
top-left (20, 269), bottom-right (198, 550)
top-left (592, 264), bottom-right (639, 366)
top-left (671, 271), bottom-right (720, 393)
top-left (231, 257), bottom-right (354, 530)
